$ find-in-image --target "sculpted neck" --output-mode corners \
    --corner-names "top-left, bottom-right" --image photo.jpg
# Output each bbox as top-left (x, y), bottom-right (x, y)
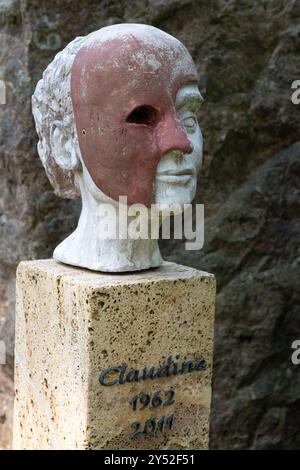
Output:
top-left (53, 168), bottom-right (162, 272)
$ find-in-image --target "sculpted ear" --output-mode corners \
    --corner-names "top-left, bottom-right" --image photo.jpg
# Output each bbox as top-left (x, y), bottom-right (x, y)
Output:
top-left (50, 121), bottom-right (81, 171)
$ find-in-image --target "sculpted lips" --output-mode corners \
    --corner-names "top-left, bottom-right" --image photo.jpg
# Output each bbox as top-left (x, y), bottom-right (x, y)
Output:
top-left (156, 167), bottom-right (195, 184)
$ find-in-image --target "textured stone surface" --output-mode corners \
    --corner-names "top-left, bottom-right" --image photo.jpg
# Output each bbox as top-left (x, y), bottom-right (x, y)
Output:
top-left (0, 359), bottom-right (14, 450)
top-left (13, 260), bottom-right (215, 450)
top-left (1, 0), bottom-right (299, 449)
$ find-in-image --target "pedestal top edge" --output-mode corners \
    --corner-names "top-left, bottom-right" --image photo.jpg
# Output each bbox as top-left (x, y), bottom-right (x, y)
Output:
top-left (17, 258), bottom-right (215, 287)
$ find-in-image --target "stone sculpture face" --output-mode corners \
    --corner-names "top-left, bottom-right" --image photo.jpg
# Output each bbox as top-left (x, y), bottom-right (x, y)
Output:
top-left (32, 24), bottom-right (204, 272)
top-left (71, 25), bottom-right (202, 207)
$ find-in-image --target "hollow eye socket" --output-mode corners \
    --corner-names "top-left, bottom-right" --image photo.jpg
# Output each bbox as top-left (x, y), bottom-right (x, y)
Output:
top-left (126, 105), bottom-right (157, 126)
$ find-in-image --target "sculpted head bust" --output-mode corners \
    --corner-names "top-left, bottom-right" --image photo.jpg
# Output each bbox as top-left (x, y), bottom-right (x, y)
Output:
top-left (32, 24), bottom-right (203, 272)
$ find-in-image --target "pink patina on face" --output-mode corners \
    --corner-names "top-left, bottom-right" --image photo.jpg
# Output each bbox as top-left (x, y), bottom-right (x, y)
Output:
top-left (71, 24), bottom-right (198, 207)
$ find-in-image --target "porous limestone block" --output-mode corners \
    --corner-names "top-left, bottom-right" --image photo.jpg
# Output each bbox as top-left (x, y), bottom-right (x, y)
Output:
top-left (13, 259), bottom-right (215, 450)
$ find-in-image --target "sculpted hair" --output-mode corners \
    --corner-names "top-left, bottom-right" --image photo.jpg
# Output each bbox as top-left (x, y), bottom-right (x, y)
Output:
top-left (32, 35), bottom-right (88, 198)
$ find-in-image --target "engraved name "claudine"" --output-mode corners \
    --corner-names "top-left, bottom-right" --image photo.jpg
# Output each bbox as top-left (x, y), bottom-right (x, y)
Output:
top-left (99, 354), bottom-right (206, 387)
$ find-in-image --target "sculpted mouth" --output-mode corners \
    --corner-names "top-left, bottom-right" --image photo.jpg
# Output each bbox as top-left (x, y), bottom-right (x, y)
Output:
top-left (156, 168), bottom-right (195, 183)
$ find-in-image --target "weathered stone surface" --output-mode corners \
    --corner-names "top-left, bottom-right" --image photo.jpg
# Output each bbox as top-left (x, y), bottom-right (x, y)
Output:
top-left (1, 0), bottom-right (299, 449)
top-left (0, 360), bottom-right (14, 450)
top-left (13, 260), bottom-right (215, 450)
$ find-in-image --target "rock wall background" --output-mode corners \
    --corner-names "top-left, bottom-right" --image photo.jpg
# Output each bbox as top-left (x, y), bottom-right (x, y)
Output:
top-left (0, 0), bottom-right (299, 449)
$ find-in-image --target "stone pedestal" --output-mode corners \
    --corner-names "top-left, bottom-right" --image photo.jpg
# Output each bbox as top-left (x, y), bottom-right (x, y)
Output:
top-left (13, 259), bottom-right (215, 450)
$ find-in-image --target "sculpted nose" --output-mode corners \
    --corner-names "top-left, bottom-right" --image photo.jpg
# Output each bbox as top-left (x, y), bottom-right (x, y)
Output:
top-left (156, 113), bottom-right (193, 156)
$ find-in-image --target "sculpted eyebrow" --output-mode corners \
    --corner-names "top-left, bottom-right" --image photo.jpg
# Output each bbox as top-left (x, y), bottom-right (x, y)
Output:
top-left (177, 93), bottom-right (203, 111)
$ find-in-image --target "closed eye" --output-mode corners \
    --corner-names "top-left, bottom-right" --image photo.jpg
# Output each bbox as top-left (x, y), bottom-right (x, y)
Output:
top-left (126, 105), bottom-right (158, 126)
top-left (182, 115), bottom-right (197, 131)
